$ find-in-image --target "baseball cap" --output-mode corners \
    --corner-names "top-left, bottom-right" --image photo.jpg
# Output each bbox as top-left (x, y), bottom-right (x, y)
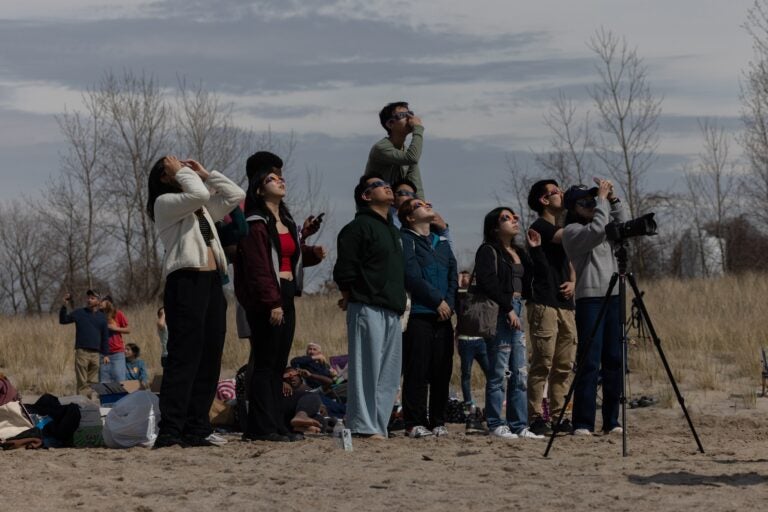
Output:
top-left (85, 289), bottom-right (100, 298)
top-left (563, 185), bottom-right (598, 210)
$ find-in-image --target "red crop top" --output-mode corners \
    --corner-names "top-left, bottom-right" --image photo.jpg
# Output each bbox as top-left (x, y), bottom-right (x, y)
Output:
top-left (278, 232), bottom-right (296, 272)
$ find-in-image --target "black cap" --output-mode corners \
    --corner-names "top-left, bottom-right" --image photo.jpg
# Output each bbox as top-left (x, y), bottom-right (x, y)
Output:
top-left (102, 294), bottom-right (113, 304)
top-left (563, 185), bottom-right (598, 210)
top-left (85, 289), bottom-right (100, 298)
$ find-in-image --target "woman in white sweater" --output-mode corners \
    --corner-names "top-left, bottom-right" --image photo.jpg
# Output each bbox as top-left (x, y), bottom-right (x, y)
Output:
top-left (147, 155), bottom-right (245, 449)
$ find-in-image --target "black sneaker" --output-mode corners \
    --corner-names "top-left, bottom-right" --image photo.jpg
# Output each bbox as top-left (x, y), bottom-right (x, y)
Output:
top-left (530, 417), bottom-right (553, 436)
top-left (465, 418), bottom-right (486, 435)
top-left (553, 418), bottom-right (573, 433)
top-left (152, 434), bottom-right (189, 449)
top-left (182, 434), bottom-right (216, 447)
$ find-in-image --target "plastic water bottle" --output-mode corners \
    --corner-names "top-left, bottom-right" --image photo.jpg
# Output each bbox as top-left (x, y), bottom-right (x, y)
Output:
top-left (333, 419), bottom-right (353, 451)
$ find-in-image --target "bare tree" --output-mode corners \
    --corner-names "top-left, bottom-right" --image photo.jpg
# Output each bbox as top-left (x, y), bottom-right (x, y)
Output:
top-left (588, 28), bottom-right (661, 219)
top-left (54, 96), bottom-right (108, 289)
top-left (0, 201), bottom-right (57, 313)
top-left (501, 154), bottom-right (543, 228)
top-left (741, 1), bottom-right (768, 227)
top-left (683, 119), bottom-right (736, 274)
top-left (174, 77), bottom-right (254, 181)
top-left (95, 70), bottom-right (171, 301)
top-left (537, 91), bottom-right (591, 187)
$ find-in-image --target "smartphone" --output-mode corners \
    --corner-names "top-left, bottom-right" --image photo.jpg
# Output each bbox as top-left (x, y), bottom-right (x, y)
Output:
top-left (315, 213), bottom-right (325, 222)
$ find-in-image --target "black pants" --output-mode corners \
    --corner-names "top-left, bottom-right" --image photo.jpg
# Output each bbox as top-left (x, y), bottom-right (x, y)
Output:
top-left (402, 314), bottom-right (454, 429)
top-left (245, 279), bottom-right (296, 436)
top-left (159, 270), bottom-right (226, 438)
top-left (281, 390), bottom-right (322, 427)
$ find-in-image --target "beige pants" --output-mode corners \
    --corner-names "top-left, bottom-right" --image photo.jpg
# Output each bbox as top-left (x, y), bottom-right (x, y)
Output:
top-left (75, 348), bottom-right (100, 396)
top-left (526, 303), bottom-right (577, 418)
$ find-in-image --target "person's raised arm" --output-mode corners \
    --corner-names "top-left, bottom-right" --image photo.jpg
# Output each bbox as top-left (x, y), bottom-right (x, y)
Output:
top-left (370, 125), bottom-right (424, 166)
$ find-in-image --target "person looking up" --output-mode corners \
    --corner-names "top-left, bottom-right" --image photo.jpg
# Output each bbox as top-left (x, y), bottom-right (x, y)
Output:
top-left (365, 102), bottom-right (426, 199)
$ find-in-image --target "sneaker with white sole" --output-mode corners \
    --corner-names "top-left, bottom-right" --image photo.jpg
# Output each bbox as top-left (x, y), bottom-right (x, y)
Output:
top-left (432, 425), bottom-right (449, 437)
top-left (490, 425), bottom-right (518, 439)
top-left (606, 426), bottom-right (623, 435)
top-left (408, 425), bottom-right (434, 438)
top-left (517, 428), bottom-right (544, 439)
top-left (572, 428), bottom-right (592, 436)
top-left (205, 433), bottom-right (228, 446)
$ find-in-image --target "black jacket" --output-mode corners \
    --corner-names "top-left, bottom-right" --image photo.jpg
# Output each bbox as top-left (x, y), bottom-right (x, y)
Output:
top-left (474, 242), bottom-right (532, 315)
top-left (333, 208), bottom-right (406, 314)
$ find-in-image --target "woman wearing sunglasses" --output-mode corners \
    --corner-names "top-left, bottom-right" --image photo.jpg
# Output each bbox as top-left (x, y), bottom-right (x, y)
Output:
top-left (475, 207), bottom-right (542, 440)
top-left (397, 198), bottom-right (458, 438)
top-left (234, 151), bottom-right (326, 442)
top-left (561, 179), bottom-right (627, 436)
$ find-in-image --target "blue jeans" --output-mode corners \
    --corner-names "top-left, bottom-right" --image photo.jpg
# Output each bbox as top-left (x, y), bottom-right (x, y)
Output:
top-left (484, 297), bottom-right (528, 433)
top-left (100, 351), bottom-right (126, 383)
top-left (458, 337), bottom-right (489, 405)
top-left (573, 296), bottom-right (622, 432)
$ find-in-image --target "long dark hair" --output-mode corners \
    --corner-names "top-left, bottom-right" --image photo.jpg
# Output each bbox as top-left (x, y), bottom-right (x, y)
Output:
top-left (482, 206), bottom-right (516, 246)
top-left (146, 157), bottom-right (179, 222)
top-left (244, 162), bottom-right (298, 268)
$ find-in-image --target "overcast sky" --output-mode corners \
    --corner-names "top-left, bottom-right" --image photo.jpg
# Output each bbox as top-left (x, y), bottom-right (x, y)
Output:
top-left (0, 0), bottom-right (757, 265)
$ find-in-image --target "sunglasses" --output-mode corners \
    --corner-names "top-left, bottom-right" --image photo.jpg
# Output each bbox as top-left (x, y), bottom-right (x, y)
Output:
top-left (395, 190), bottom-right (416, 198)
top-left (264, 175), bottom-right (285, 185)
top-left (499, 213), bottom-right (519, 223)
top-left (412, 201), bottom-right (433, 211)
top-left (575, 197), bottom-right (597, 209)
top-left (541, 188), bottom-right (561, 199)
top-left (391, 110), bottom-right (415, 121)
top-left (364, 180), bottom-right (390, 193)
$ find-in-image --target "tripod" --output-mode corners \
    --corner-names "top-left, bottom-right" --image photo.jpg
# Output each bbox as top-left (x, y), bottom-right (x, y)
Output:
top-left (544, 241), bottom-right (705, 457)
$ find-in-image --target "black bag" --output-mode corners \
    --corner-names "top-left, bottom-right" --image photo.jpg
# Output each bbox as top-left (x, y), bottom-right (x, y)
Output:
top-left (456, 246), bottom-right (499, 339)
top-left (234, 364), bottom-right (248, 432)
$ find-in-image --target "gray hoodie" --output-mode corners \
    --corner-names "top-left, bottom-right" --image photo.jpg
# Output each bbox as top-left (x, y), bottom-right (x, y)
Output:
top-left (562, 197), bottom-right (628, 300)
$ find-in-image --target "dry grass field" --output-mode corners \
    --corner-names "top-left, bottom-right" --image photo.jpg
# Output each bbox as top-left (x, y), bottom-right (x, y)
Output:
top-left (1, 272), bottom-right (765, 405)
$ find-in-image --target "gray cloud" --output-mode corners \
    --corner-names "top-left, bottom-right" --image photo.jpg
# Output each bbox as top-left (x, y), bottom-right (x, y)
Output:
top-left (0, 11), bottom-right (581, 96)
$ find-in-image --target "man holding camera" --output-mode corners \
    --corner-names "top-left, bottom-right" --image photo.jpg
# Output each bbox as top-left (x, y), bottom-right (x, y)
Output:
top-left (561, 179), bottom-right (627, 436)
top-left (59, 290), bottom-right (110, 395)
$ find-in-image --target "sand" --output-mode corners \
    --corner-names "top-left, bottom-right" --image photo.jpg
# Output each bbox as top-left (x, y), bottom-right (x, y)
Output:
top-left (2, 392), bottom-right (768, 512)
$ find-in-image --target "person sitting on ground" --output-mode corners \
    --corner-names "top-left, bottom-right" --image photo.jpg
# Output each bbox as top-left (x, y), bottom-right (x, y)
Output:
top-left (124, 343), bottom-right (150, 389)
top-left (280, 367), bottom-right (325, 436)
top-left (290, 343), bottom-right (335, 389)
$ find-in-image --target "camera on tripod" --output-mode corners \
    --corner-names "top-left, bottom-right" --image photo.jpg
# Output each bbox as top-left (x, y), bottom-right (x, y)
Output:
top-left (605, 212), bottom-right (657, 242)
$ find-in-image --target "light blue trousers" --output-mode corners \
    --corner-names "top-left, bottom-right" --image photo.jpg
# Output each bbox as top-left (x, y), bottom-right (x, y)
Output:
top-left (345, 302), bottom-right (402, 436)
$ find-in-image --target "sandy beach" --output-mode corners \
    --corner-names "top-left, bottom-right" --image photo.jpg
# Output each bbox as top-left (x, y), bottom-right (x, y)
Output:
top-left (3, 390), bottom-right (767, 512)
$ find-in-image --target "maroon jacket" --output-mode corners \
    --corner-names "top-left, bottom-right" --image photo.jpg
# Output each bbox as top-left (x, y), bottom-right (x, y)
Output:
top-left (234, 214), bottom-right (321, 313)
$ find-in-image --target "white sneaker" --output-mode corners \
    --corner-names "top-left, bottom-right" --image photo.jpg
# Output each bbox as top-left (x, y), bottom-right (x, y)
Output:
top-left (408, 425), bottom-right (433, 438)
top-left (432, 425), bottom-right (449, 437)
top-left (517, 428), bottom-right (544, 439)
top-left (606, 426), bottom-right (623, 435)
top-left (205, 433), bottom-right (228, 446)
top-left (490, 425), bottom-right (518, 439)
top-left (572, 428), bottom-right (592, 436)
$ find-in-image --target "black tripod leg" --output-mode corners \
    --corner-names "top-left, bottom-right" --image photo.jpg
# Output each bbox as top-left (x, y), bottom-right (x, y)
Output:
top-left (544, 273), bottom-right (619, 457)
top-left (626, 274), bottom-right (705, 454)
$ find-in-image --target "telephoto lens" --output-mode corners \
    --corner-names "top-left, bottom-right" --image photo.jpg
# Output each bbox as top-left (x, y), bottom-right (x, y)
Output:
top-left (605, 212), bottom-right (657, 242)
